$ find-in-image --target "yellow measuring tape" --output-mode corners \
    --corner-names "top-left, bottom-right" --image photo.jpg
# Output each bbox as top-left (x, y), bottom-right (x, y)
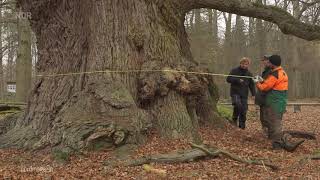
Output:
top-left (35, 69), bottom-right (254, 79)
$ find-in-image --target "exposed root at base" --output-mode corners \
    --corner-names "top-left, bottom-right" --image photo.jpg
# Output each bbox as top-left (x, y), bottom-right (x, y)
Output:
top-left (105, 142), bottom-right (279, 171)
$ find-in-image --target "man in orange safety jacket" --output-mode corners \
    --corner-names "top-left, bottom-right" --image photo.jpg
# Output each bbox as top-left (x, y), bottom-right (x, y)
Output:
top-left (254, 55), bottom-right (304, 152)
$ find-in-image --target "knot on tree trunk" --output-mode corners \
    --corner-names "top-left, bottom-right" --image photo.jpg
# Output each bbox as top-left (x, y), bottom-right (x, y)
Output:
top-left (137, 65), bottom-right (210, 107)
top-left (137, 64), bottom-right (225, 130)
top-left (128, 25), bottom-right (146, 51)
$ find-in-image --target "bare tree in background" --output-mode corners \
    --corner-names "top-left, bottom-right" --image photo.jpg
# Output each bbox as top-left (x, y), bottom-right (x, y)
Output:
top-left (0, 0), bottom-right (35, 102)
top-left (0, 0), bottom-right (4, 100)
top-left (16, 9), bottom-right (32, 102)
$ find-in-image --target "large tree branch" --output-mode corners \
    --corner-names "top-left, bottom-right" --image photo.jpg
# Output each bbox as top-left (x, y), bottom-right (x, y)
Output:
top-left (185, 0), bottom-right (320, 41)
top-left (288, 0), bottom-right (320, 21)
top-left (289, 0), bottom-right (320, 7)
top-left (0, 0), bottom-right (16, 8)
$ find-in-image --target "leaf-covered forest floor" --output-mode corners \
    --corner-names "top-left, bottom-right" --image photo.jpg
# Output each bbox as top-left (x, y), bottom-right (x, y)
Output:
top-left (0, 105), bottom-right (319, 179)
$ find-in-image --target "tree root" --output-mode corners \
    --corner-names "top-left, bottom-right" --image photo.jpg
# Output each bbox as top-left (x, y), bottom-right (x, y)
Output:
top-left (295, 152), bottom-right (320, 169)
top-left (116, 147), bottom-right (218, 167)
top-left (299, 152), bottom-right (320, 162)
top-left (108, 142), bottom-right (279, 171)
top-left (190, 143), bottom-right (279, 170)
top-left (283, 130), bottom-right (316, 140)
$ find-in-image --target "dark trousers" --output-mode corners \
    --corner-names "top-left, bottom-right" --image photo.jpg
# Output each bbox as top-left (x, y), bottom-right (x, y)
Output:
top-left (260, 106), bottom-right (269, 132)
top-left (231, 95), bottom-right (248, 129)
top-left (264, 106), bottom-right (283, 143)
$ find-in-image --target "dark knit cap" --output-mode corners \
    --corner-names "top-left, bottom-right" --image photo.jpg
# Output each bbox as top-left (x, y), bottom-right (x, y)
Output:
top-left (268, 55), bottom-right (281, 66)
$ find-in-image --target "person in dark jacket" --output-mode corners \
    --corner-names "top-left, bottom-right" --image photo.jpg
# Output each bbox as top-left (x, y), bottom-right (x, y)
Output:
top-left (227, 57), bottom-right (256, 129)
top-left (254, 55), bottom-right (272, 136)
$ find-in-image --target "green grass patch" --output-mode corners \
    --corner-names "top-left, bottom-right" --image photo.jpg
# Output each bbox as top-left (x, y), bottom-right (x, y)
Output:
top-left (313, 149), bottom-right (320, 155)
top-left (217, 105), bottom-right (233, 120)
top-left (52, 149), bottom-right (72, 163)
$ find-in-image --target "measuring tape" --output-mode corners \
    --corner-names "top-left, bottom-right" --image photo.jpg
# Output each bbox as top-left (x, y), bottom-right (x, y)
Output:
top-left (35, 69), bottom-right (254, 79)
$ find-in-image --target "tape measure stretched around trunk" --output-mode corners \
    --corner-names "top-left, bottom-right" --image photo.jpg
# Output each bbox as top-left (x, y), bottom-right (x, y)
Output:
top-left (35, 69), bottom-right (254, 79)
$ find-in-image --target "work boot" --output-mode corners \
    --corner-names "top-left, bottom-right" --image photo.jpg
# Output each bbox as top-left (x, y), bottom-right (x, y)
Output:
top-left (272, 141), bottom-right (283, 150)
top-left (281, 133), bottom-right (305, 152)
top-left (282, 139), bottom-right (305, 152)
top-left (239, 115), bottom-right (246, 129)
top-left (239, 122), bottom-right (245, 129)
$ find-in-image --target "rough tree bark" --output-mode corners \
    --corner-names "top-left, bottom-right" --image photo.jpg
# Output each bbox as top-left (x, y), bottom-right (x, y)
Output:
top-left (1, 0), bottom-right (319, 150)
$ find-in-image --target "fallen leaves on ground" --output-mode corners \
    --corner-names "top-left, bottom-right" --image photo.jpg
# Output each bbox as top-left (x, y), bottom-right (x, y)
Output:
top-left (0, 106), bottom-right (319, 179)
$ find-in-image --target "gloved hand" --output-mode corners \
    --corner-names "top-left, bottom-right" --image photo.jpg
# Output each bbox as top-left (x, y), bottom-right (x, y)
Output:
top-left (253, 75), bottom-right (264, 83)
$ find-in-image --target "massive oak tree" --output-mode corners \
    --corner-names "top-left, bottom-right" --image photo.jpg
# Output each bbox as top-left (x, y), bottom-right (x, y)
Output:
top-left (1, 0), bottom-right (319, 150)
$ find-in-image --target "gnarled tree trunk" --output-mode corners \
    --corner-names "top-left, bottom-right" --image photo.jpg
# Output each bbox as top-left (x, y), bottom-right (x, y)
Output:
top-left (0, 0), bottom-right (220, 150)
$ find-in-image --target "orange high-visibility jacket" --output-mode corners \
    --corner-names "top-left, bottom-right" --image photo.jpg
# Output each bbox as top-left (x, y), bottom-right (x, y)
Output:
top-left (256, 66), bottom-right (288, 92)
